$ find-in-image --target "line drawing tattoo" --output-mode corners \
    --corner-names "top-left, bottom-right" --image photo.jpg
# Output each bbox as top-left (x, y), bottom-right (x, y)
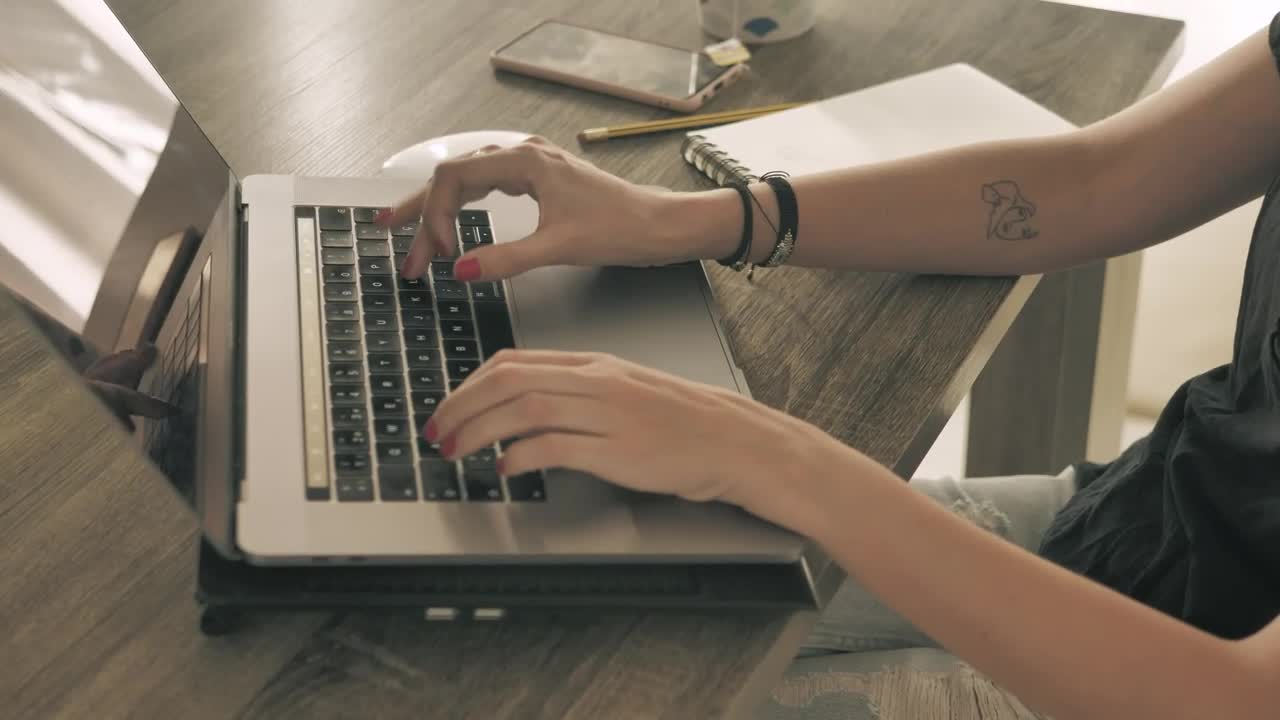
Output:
top-left (981, 180), bottom-right (1039, 240)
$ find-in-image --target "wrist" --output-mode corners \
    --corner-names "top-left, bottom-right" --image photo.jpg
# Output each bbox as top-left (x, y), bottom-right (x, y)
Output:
top-left (663, 189), bottom-right (742, 262)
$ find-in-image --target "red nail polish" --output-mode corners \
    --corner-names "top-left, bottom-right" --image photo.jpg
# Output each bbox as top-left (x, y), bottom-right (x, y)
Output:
top-left (453, 257), bottom-right (481, 281)
top-left (440, 435), bottom-right (456, 458)
top-left (423, 419), bottom-right (438, 442)
top-left (374, 208), bottom-right (392, 224)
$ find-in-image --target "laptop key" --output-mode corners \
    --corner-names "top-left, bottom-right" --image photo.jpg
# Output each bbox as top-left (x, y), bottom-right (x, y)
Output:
top-left (360, 257), bottom-right (393, 275)
top-left (466, 447), bottom-right (498, 466)
top-left (444, 339), bottom-right (478, 359)
top-left (377, 442), bottom-right (413, 464)
top-left (476, 226), bottom-right (494, 244)
top-left (420, 459), bottom-right (460, 501)
top-left (398, 275), bottom-right (428, 290)
top-left (405, 348), bottom-right (440, 368)
top-left (374, 418), bottom-right (410, 440)
top-left (330, 384), bottom-right (365, 405)
top-left (434, 280), bottom-right (469, 300)
top-left (362, 293), bottom-right (394, 312)
top-left (370, 374), bottom-right (404, 395)
top-left (507, 472), bottom-right (547, 502)
top-left (318, 206), bottom-right (352, 231)
top-left (408, 370), bottom-right (444, 390)
top-left (355, 223), bottom-right (386, 240)
top-left (322, 248), bottom-right (356, 265)
top-left (357, 239), bottom-right (390, 257)
top-left (324, 283), bottom-right (357, 302)
top-left (325, 304), bottom-right (357, 321)
top-left (327, 341), bottom-right (360, 362)
top-left (431, 262), bottom-right (456, 281)
top-left (447, 359), bottom-right (478, 380)
top-left (474, 301), bottom-right (515, 358)
top-left (372, 396), bottom-right (407, 417)
top-left (399, 290), bottom-right (431, 308)
top-left (465, 466), bottom-right (503, 502)
top-left (411, 391), bottom-right (445, 415)
top-left (469, 282), bottom-right (505, 302)
top-left (459, 226), bottom-right (479, 245)
top-left (402, 309), bottom-right (434, 328)
top-left (441, 318), bottom-right (474, 338)
top-left (336, 475), bottom-right (374, 502)
top-left (418, 437), bottom-right (445, 457)
top-left (323, 265), bottom-right (356, 283)
top-left (335, 453), bottom-right (370, 473)
top-left (368, 353), bottom-right (402, 373)
top-left (378, 466), bottom-right (418, 501)
top-left (404, 329), bottom-right (436, 348)
top-left (458, 209), bottom-right (489, 226)
top-left (352, 207), bottom-right (382, 224)
top-left (364, 312), bottom-right (398, 331)
top-left (326, 321), bottom-right (359, 340)
top-left (360, 276), bottom-right (394, 293)
top-left (390, 221), bottom-right (419, 237)
top-left (366, 332), bottom-right (402, 353)
top-left (392, 236), bottom-right (413, 253)
top-left (320, 230), bottom-right (353, 248)
top-left (334, 429), bottom-right (369, 449)
top-left (332, 405), bottom-right (367, 427)
top-left (437, 301), bottom-right (469, 318)
top-left (328, 361), bottom-right (362, 382)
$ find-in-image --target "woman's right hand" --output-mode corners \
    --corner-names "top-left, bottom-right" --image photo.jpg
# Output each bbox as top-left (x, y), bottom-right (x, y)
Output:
top-left (379, 136), bottom-right (740, 281)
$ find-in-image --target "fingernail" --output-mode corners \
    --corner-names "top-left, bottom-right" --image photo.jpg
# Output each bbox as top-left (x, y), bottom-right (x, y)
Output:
top-left (453, 257), bottom-right (481, 281)
top-left (423, 419), bottom-right (438, 442)
top-left (374, 209), bottom-right (392, 225)
top-left (440, 434), bottom-right (456, 458)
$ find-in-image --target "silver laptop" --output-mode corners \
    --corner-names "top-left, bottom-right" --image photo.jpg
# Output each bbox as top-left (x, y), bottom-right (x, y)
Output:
top-left (2, 0), bottom-right (819, 588)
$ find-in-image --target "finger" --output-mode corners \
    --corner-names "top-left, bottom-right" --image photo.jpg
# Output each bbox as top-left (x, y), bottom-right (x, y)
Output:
top-left (431, 359), bottom-right (604, 439)
top-left (450, 228), bottom-right (567, 282)
top-left (444, 392), bottom-right (613, 461)
top-left (497, 433), bottom-right (613, 481)
top-left (408, 150), bottom-right (539, 277)
top-left (118, 390), bottom-right (182, 419)
top-left (456, 348), bottom-right (603, 393)
top-left (83, 345), bottom-right (154, 386)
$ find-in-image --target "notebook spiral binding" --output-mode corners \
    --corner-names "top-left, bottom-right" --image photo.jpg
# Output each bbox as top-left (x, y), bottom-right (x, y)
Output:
top-left (681, 134), bottom-right (757, 186)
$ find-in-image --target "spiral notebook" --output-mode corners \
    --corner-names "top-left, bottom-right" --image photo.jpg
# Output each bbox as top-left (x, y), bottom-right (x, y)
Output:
top-left (681, 64), bottom-right (1074, 185)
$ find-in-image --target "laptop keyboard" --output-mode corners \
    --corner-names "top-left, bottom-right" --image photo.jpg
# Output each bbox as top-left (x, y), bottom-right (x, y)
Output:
top-left (297, 205), bottom-right (546, 504)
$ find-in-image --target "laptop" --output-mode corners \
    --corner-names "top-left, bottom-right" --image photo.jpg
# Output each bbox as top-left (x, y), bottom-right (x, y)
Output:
top-left (0, 0), bottom-right (822, 603)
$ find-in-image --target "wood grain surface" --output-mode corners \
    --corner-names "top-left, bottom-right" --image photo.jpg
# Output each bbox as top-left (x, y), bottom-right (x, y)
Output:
top-left (1, 1), bottom-right (1182, 718)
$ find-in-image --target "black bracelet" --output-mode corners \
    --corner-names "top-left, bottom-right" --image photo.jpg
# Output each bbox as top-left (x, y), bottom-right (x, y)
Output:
top-left (759, 172), bottom-right (798, 268)
top-left (716, 182), bottom-right (754, 271)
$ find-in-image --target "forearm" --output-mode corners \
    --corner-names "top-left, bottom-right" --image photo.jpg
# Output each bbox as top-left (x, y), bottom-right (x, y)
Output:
top-left (683, 132), bottom-right (1108, 275)
top-left (680, 29), bottom-right (1280, 277)
top-left (767, 445), bottom-right (1273, 719)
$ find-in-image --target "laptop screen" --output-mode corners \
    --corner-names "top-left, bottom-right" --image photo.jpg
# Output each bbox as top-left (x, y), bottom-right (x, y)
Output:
top-left (1, 0), bottom-right (232, 356)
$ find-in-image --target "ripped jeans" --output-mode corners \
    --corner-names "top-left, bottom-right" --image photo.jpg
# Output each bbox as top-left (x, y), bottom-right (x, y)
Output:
top-left (756, 470), bottom-right (1078, 720)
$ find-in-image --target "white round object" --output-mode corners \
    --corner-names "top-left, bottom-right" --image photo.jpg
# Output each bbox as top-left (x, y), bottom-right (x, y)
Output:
top-left (379, 130), bottom-right (531, 179)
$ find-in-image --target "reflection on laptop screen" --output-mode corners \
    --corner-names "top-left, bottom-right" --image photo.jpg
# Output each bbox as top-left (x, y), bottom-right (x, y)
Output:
top-left (0, 0), bottom-right (231, 355)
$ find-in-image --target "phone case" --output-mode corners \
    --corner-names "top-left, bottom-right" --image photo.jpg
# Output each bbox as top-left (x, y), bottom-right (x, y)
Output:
top-left (490, 20), bottom-right (747, 113)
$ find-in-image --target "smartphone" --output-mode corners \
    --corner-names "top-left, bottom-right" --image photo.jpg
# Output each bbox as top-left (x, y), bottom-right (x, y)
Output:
top-left (491, 20), bottom-right (747, 113)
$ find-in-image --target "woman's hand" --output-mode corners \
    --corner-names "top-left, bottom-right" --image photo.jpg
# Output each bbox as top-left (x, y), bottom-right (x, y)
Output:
top-left (379, 137), bottom-right (739, 282)
top-left (426, 348), bottom-right (877, 536)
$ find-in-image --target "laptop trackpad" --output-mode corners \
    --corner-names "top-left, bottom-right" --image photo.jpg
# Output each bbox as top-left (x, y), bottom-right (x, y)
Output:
top-left (507, 263), bottom-right (741, 392)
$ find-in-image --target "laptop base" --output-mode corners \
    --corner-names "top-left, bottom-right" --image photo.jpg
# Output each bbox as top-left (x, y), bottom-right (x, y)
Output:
top-left (193, 541), bottom-right (821, 636)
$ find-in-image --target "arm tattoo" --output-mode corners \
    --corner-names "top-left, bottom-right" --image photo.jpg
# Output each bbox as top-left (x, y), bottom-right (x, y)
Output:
top-left (981, 180), bottom-right (1039, 240)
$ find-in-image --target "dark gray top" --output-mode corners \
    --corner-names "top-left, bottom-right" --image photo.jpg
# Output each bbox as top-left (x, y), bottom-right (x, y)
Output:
top-left (1040, 13), bottom-right (1280, 639)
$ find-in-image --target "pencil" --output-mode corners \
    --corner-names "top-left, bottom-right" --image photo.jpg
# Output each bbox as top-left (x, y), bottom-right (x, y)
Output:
top-left (577, 102), bottom-right (803, 143)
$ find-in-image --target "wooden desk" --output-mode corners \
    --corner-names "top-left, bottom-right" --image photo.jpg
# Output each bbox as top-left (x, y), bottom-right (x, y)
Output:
top-left (1, 1), bottom-right (1181, 717)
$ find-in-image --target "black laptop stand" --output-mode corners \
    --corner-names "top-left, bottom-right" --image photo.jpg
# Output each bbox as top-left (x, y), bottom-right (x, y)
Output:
top-left (194, 541), bottom-right (822, 636)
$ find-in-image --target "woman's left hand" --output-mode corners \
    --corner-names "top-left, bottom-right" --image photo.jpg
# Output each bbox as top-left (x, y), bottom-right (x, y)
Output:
top-left (427, 349), bottom-right (875, 535)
